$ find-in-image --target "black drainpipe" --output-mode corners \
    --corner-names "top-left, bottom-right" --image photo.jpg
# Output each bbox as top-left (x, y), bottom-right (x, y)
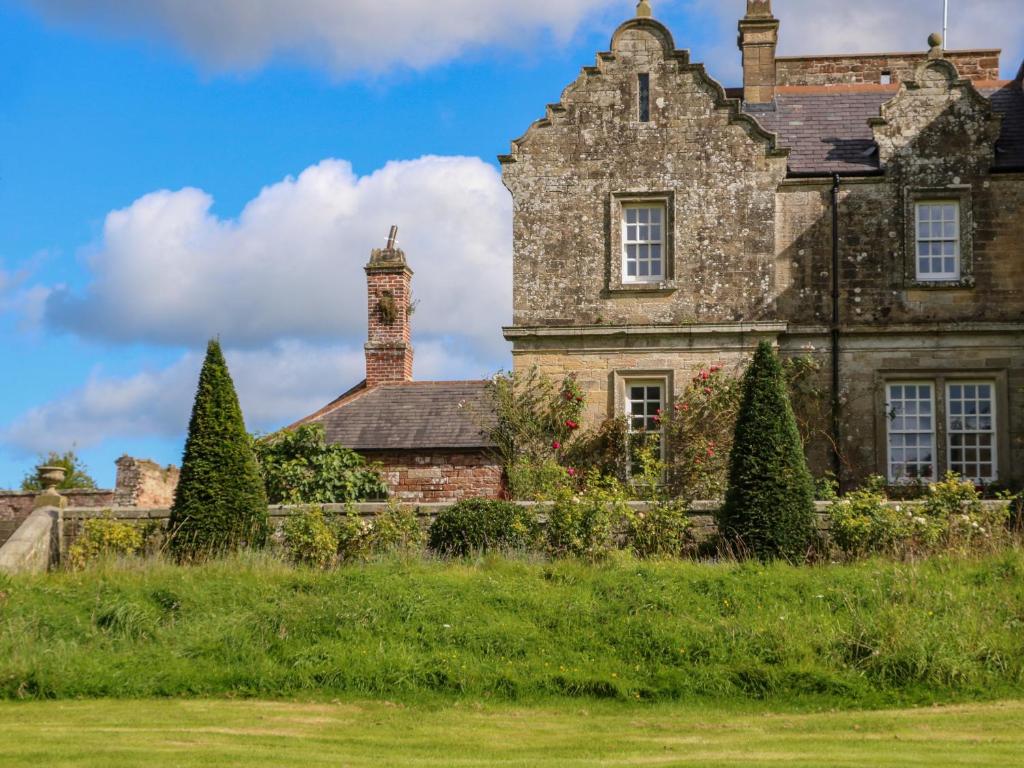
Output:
top-left (830, 173), bottom-right (842, 486)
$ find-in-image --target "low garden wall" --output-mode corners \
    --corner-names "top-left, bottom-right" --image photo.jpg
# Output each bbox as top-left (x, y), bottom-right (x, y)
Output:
top-left (0, 489), bottom-right (114, 549)
top-left (0, 497), bottom-right (997, 572)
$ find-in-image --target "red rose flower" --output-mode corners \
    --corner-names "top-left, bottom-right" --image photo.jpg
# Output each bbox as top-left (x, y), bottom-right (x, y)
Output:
top-left (552, 440), bottom-right (561, 451)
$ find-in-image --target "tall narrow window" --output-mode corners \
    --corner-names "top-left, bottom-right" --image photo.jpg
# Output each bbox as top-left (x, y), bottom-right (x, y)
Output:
top-left (622, 204), bottom-right (664, 282)
top-left (886, 383), bottom-right (936, 482)
top-left (947, 382), bottom-right (997, 482)
top-left (626, 380), bottom-right (664, 472)
top-left (638, 73), bottom-right (650, 122)
top-left (915, 202), bottom-right (960, 280)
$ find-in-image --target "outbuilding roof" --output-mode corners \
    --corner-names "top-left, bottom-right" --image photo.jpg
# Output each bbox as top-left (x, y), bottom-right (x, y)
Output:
top-left (296, 380), bottom-right (496, 451)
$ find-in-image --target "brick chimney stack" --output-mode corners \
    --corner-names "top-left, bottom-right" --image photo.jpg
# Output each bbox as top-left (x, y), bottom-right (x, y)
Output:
top-left (364, 226), bottom-right (414, 387)
top-left (738, 0), bottom-right (779, 105)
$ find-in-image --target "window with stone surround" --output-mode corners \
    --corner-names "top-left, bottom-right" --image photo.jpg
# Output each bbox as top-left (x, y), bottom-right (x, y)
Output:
top-left (915, 201), bottom-right (960, 281)
top-left (883, 376), bottom-right (1001, 484)
top-left (622, 204), bottom-right (665, 283)
top-left (608, 192), bottom-right (674, 293)
top-left (903, 187), bottom-right (973, 288)
top-left (624, 378), bottom-right (665, 472)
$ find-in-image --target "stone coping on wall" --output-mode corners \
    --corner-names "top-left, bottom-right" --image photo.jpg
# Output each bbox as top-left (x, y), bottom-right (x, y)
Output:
top-left (0, 506), bottom-right (60, 574)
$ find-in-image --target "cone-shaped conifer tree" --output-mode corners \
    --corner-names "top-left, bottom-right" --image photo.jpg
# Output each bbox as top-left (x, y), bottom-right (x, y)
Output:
top-left (717, 341), bottom-right (815, 560)
top-left (169, 339), bottom-right (268, 558)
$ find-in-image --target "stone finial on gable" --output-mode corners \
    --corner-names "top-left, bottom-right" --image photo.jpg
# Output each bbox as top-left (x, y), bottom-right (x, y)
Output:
top-left (636, 0), bottom-right (652, 18)
top-left (927, 32), bottom-right (944, 60)
top-left (745, 0), bottom-right (773, 18)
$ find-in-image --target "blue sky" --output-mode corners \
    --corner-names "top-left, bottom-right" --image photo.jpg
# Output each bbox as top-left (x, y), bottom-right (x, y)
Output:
top-left (1, 0), bottom-right (1020, 488)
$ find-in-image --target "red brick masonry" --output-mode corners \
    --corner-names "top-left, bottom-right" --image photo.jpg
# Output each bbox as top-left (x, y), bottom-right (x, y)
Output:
top-left (362, 449), bottom-right (505, 503)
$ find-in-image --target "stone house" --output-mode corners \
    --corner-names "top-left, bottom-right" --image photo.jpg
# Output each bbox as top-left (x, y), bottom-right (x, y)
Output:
top-left (500, 0), bottom-right (1024, 489)
top-left (299, 0), bottom-right (1023, 498)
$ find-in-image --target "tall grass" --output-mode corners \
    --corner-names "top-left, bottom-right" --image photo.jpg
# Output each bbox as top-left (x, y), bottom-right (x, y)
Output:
top-left (1, 550), bottom-right (1023, 707)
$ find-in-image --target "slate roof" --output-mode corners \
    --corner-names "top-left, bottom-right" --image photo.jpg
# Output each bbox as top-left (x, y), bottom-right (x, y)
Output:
top-left (299, 380), bottom-right (496, 451)
top-left (741, 82), bottom-right (1024, 175)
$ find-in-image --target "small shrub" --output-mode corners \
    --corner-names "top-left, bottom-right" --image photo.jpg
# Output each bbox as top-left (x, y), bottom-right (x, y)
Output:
top-left (428, 499), bottom-right (540, 556)
top-left (829, 477), bottom-right (904, 558)
top-left (925, 473), bottom-right (1009, 551)
top-left (363, 502), bottom-right (424, 555)
top-left (333, 507), bottom-right (371, 562)
top-left (507, 457), bottom-right (571, 501)
top-left (544, 472), bottom-right (629, 560)
top-left (67, 516), bottom-right (144, 569)
top-left (253, 423), bottom-right (387, 505)
top-left (282, 507), bottom-right (338, 568)
top-left (627, 499), bottom-right (691, 558)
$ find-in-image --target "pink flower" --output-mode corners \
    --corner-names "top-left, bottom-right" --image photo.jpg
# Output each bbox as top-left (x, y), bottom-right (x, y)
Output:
top-left (681, 403), bottom-right (690, 412)
top-left (703, 387), bottom-right (712, 395)
top-left (552, 440), bottom-right (561, 451)
top-left (565, 419), bottom-right (579, 430)
top-left (700, 370), bottom-right (710, 381)
top-left (567, 467), bottom-right (577, 477)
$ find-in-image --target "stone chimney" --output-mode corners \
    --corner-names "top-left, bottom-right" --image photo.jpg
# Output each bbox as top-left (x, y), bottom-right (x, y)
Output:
top-left (364, 226), bottom-right (414, 387)
top-left (738, 0), bottom-right (779, 105)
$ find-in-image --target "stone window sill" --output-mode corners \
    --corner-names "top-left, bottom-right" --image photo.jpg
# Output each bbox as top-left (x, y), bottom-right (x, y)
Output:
top-left (906, 277), bottom-right (975, 290)
top-left (606, 281), bottom-right (677, 296)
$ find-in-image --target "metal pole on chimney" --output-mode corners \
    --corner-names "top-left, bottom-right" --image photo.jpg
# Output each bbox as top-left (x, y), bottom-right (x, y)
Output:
top-left (943, 0), bottom-right (949, 49)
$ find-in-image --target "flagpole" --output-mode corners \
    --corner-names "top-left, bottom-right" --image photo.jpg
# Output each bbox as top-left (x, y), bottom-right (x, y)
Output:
top-left (943, 0), bottom-right (949, 49)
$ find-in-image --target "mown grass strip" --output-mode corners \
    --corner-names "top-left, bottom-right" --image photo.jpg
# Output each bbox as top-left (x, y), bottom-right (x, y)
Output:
top-left (1, 699), bottom-right (1023, 767)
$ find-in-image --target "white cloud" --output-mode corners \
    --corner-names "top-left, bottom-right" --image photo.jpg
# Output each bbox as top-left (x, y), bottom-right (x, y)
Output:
top-left (46, 155), bottom-right (512, 359)
top-left (696, 0), bottom-right (1023, 83)
top-left (0, 339), bottom-right (492, 455)
top-left (23, 0), bottom-right (621, 75)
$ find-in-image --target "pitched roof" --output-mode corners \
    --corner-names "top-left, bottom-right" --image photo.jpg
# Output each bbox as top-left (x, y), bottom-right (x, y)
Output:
top-left (742, 82), bottom-right (1024, 175)
top-left (298, 380), bottom-right (496, 451)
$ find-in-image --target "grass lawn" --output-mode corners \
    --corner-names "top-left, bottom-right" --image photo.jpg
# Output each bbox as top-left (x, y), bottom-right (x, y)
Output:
top-left (1, 698), bottom-right (1023, 767)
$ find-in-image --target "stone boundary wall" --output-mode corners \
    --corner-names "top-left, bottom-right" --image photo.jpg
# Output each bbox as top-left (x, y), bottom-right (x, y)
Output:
top-left (0, 489), bottom-right (114, 549)
top-left (0, 497), bottom-right (996, 570)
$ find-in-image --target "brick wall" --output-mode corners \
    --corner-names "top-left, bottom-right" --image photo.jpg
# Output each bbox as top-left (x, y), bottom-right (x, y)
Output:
top-left (776, 50), bottom-right (1002, 87)
top-left (362, 449), bottom-right (505, 503)
top-left (0, 489), bottom-right (115, 548)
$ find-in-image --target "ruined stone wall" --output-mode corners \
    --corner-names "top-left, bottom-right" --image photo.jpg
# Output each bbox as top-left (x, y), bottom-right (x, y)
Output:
top-left (501, 19), bottom-right (789, 330)
top-left (361, 449), bottom-right (504, 504)
top-left (113, 456), bottom-right (179, 508)
top-left (776, 50), bottom-right (1002, 87)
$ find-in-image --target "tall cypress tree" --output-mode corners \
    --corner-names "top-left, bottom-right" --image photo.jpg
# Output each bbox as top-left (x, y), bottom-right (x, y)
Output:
top-left (169, 339), bottom-right (268, 559)
top-left (718, 341), bottom-right (815, 561)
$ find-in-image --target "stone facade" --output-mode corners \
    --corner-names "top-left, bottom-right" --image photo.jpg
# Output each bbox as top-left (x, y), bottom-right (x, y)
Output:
top-left (501, 2), bottom-right (1024, 490)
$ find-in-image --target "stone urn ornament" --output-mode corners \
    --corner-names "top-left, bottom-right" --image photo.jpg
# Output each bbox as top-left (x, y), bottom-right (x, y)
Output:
top-left (33, 465), bottom-right (68, 509)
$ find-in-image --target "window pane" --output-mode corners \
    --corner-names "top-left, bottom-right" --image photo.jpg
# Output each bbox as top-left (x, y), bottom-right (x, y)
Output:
top-left (947, 381), bottom-right (997, 482)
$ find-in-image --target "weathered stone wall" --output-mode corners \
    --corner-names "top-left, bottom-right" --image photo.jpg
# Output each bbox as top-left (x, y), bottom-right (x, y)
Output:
top-left (776, 50), bottom-right (1002, 87)
top-left (501, 18), bottom-right (789, 329)
top-left (0, 507), bottom-right (60, 574)
top-left (362, 449), bottom-right (505, 503)
top-left (113, 456), bottom-right (179, 508)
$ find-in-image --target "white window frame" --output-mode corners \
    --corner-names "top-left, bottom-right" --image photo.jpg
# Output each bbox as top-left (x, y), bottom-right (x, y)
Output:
top-left (915, 201), bottom-right (960, 281)
top-left (885, 382), bottom-right (937, 484)
top-left (624, 379), bottom-right (665, 472)
top-left (946, 381), bottom-right (998, 483)
top-left (621, 204), bottom-right (666, 284)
